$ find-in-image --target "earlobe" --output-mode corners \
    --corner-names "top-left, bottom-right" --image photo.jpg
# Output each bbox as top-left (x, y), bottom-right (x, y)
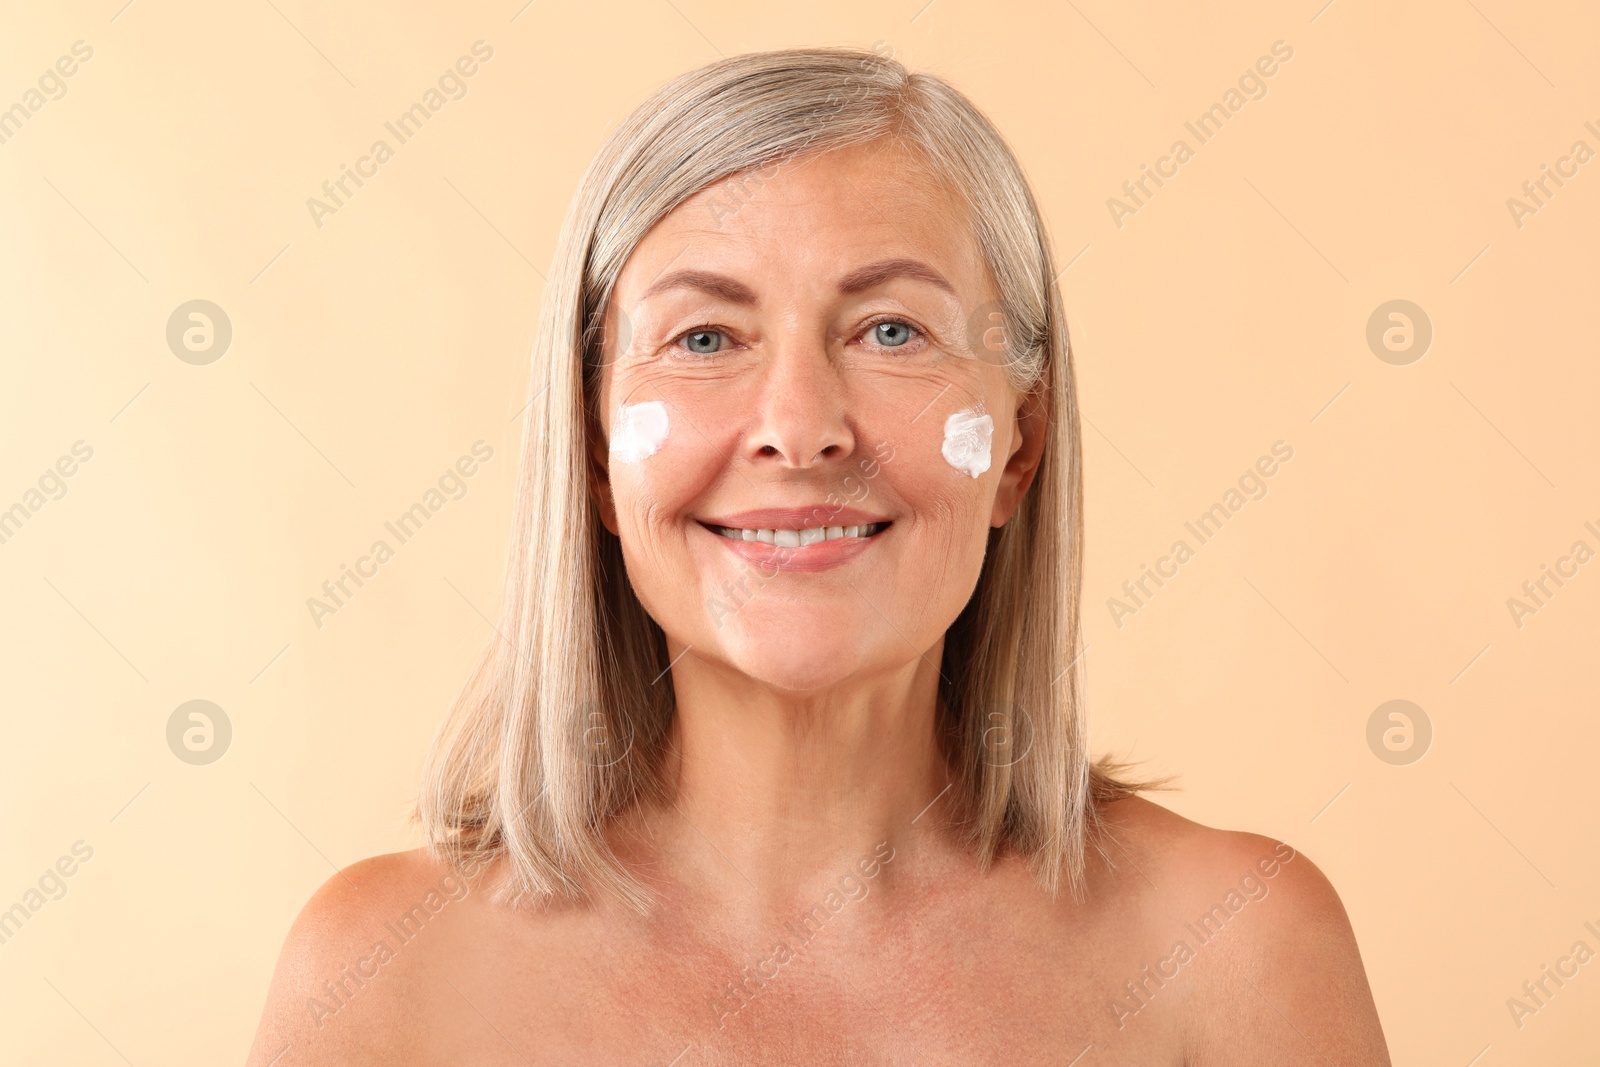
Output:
top-left (591, 470), bottom-right (619, 537)
top-left (587, 419), bottom-right (621, 536)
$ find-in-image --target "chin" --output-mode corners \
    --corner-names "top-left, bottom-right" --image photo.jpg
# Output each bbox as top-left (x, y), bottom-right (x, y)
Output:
top-left (714, 630), bottom-right (880, 694)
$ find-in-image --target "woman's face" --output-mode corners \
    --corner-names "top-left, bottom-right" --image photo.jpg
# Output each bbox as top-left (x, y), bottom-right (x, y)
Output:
top-left (591, 138), bottom-right (1046, 693)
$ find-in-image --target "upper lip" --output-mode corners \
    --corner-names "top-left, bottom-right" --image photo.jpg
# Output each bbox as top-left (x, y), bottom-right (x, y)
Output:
top-left (699, 507), bottom-right (892, 530)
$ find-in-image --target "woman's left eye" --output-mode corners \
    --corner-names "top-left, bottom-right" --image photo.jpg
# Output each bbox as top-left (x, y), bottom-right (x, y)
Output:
top-left (865, 319), bottom-right (918, 348)
top-left (674, 328), bottom-right (727, 356)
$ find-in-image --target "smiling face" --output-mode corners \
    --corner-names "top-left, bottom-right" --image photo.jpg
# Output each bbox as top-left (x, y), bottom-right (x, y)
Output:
top-left (590, 138), bottom-right (1046, 694)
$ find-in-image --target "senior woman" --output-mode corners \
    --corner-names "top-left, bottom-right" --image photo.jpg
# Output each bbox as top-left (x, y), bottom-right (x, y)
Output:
top-left (249, 47), bottom-right (1390, 1065)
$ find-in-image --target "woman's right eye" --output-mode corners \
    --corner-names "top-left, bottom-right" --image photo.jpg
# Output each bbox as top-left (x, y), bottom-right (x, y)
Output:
top-left (674, 328), bottom-right (726, 356)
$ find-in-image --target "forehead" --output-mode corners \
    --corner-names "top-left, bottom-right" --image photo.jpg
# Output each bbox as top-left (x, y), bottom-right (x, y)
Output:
top-left (613, 139), bottom-right (990, 299)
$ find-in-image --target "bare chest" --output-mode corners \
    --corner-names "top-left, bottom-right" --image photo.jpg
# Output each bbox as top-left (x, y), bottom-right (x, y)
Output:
top-left (410, 905), bottom-right (1190, 1066)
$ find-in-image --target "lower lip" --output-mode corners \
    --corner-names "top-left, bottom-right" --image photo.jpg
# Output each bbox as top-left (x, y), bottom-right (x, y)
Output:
top-left (700, 523), bottom-right (887, 572)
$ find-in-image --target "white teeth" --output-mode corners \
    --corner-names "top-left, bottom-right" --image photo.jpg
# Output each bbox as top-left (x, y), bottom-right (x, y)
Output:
top-left (709, 522), bottom-right (886, 544)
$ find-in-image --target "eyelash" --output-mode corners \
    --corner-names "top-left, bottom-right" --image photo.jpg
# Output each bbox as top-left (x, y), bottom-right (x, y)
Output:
top-left (670, 315), bottom-right (925, 357)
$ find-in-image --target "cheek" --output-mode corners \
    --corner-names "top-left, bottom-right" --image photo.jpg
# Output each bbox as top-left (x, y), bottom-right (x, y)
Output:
top-left (610, 400), bottom-right (669, 462)
top-left (865, 409), bottom-right (996, 531)
top-left (608, 402), bottom-right (681, 537)
top-left (607, 398), bottom-right (727, 544)
top-left (939, 405), bottom-right (994, 479)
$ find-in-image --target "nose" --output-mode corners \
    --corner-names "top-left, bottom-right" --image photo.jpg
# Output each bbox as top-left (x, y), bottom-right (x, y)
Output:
top-left (745, 333), bottom-right (855, 468)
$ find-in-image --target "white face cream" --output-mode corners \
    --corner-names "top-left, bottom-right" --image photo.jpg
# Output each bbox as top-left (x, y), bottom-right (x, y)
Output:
top-left (942, 405), bottom-right (993, 479)
top-left (610, 400), bottom-right (670, 463)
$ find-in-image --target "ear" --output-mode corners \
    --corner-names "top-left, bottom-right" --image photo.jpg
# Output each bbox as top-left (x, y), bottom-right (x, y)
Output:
top-left (991, 376), bottom-right (1048, 528)
top-left (587, 404), bottom-right (621, 536)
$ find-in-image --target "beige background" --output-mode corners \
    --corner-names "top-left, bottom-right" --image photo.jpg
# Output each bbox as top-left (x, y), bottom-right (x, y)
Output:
top-left (2, 0), bottom-right (1596, 1062)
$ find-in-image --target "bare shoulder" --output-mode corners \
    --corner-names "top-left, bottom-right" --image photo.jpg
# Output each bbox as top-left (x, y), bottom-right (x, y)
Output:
top-left (246, 849), bottom-right (489, 1067)
top-left (1092, 794), bottom-right (1345, 913)
top-left (1092, 795), bottom-right (1392, 1065)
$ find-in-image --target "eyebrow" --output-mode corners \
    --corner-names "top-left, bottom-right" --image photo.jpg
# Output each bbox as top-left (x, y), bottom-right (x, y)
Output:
top-left (837, 257), bottom-right (957, 296)
top-left (636, 257), bottom-right (957, 305)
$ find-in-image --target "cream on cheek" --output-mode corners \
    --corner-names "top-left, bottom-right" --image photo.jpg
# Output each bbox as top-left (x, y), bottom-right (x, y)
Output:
top-left (610, 400), bottom-right (670, 462)
top-left (941, 404), bottom-right (993, 479)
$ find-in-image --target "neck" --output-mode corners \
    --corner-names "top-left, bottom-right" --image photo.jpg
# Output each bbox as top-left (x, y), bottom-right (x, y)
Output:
top-left (637, 638), bottom-right (955, 915)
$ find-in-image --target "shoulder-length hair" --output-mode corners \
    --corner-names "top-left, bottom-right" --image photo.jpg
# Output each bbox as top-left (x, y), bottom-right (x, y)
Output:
top-left (419, 45), bottom-right (1167, 914)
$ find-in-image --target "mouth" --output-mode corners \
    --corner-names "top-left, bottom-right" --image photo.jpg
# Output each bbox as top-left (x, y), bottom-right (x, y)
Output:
top-left (695, 509), bottom-right (892, 572)
top-left (702, 520), bottom-right (890, 547)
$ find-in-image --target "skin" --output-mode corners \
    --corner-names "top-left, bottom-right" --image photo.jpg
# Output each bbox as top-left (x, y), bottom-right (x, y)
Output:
top-left (248, 138), bottom-right (1391, 1065)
